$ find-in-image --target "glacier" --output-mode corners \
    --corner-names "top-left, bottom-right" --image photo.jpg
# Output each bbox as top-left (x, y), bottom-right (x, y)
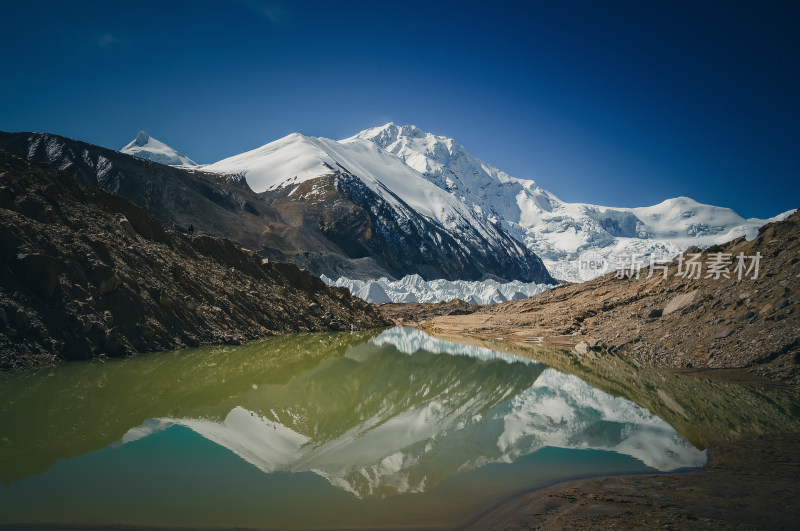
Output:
top-left (321, 273), bottom-right (552, 304)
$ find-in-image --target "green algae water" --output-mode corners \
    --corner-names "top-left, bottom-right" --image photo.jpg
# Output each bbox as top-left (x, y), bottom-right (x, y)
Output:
top-left (2, 327), bottom-right (790, 529)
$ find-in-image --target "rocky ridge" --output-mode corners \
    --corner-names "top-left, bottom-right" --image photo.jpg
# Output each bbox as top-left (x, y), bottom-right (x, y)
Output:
top-left (0, 153), bottom-right (388, 370)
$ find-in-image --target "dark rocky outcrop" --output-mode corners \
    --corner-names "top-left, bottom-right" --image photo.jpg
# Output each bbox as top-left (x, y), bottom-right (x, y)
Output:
top-left (0, 152), bottom-right (388, 370)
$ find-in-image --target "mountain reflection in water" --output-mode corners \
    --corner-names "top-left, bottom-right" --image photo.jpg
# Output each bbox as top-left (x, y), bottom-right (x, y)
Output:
top-left (116, 328), bottom-right (702, 498)
top-left (0, 327), bottom-right (713, 528)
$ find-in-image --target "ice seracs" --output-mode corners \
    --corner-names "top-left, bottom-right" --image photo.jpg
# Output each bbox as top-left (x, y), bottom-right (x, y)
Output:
top-left (322, 274), bottom-right (551, 305)
top-left (120, 131), bottom-right (198, 167)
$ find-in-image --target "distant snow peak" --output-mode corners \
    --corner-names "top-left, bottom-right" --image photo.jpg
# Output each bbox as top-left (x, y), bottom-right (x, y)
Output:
top-left (120, 131), bottom-right (198, 167)
top-left (132, 130), bottom-right (152, 146)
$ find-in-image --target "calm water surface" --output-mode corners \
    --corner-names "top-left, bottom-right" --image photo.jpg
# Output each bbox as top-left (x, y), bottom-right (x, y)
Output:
top-left (0, 327), bottom-right (708, 528)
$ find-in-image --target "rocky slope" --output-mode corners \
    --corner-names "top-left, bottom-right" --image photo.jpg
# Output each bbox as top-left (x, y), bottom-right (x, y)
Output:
top-left (402, 210), bottom-right (800, 386)
top-left (0, 152), bottom-right (388, 370)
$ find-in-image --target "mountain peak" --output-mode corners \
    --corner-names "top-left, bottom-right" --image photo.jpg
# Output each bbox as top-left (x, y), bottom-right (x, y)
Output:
top-left (350, 123), bottom-right (430, 149)
top-left (133, 130), bottom-right (150, 146)
top-left (120, 131), bottom-right (197, 167)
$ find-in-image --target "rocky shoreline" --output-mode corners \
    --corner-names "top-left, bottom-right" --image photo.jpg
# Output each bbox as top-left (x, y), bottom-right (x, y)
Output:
top-left (464, 433), bottom-right (800, 530)
top-left (0, 153), bottom-right (388, 370)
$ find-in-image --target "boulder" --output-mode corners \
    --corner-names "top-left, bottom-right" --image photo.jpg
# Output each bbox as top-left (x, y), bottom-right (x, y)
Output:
top-left (574, 341), bottom-right (590, 355)
top-left (118, 215), bottom-right (138, 239)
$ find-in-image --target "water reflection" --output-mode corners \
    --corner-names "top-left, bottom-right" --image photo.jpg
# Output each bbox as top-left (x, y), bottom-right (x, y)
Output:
top-left (102, 328), bottom-right (702, 499)
top-left (5, 326), bottom-right (795, 528)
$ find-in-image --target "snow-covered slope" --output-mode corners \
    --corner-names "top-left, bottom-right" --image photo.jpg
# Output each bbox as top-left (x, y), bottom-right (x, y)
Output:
top-left (120, 131), bottom-right (198, 167)
top-left (354, 124), bottom-right (793, 281)
top-left (205, 133), bottom-right (494, 231)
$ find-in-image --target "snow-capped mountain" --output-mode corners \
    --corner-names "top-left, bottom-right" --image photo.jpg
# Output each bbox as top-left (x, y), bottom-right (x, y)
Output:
top-left (121, 131), bottom-right (198, 167)
top-left (203, 132), bottom-right (508, 238)
top-left (203, 132), bottom-right (553, 283)
top-left (115, 124), bottom-right (792, 283)
top-left (354, 123), bottom-right (794, 281)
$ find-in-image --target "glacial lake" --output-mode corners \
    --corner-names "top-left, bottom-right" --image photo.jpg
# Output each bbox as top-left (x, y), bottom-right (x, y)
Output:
top-left (4, 326), bottom-right (794, 529)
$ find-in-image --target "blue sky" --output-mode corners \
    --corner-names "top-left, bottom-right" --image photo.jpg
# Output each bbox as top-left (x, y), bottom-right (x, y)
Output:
top-left (1, 0), bottom-right (797, 218)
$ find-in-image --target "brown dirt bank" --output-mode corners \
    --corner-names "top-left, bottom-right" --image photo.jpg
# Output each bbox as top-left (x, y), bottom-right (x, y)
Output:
top-left (384, 210), bottom-right (800, 387)
top-left (465, 433), bottom-right (800, 530)
top-left (0, 153), bottom-right (389, 369)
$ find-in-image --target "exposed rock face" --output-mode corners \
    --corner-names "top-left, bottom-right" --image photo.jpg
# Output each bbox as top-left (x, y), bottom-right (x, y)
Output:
top-left (0, 131), bottom-right (553, 283)
top-left (419, 211), bottom-right (800, 386)
top-left (262, 172), bottom-right (553, 282)
top-left (0, 153), bottom-right (388, 370)
top-left (0, 131), bottom-right (299, 257)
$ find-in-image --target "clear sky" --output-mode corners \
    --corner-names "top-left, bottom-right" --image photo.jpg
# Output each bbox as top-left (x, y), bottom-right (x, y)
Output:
top-left (1, 0), bottom-right (797, 218)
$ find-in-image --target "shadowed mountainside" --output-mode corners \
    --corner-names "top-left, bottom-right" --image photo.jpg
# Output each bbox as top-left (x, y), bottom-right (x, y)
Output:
top-left (0, 153), bottom-right (388, 369)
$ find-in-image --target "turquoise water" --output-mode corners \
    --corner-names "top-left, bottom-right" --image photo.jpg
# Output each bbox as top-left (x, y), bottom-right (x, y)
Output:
top-left (0, 327), bottom-right (705, 529)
